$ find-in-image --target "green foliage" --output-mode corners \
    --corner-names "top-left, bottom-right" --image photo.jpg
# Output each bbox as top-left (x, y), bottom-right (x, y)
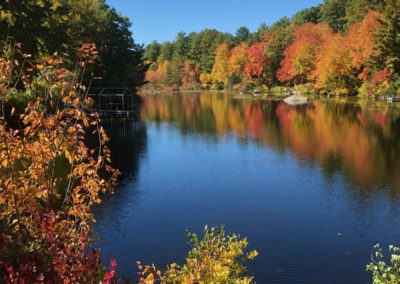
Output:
top-left (292, 5), bottom-right (322, 26)
top-left (0, 0), bottom-right (146, 88)
top-left (319, 0), bottom-right (348, 32)
top-left (263, 17), bottom-right (293, 85)
top-left (367, 244), bottom-right (400, 283)
top-left (165, 52), bottom-right (182, 87)
top-left (174, 32), bottom-right (191, 59)
top-left (234, 26), bottom-right (251, 45)
top-left (345, 0), bottom-right (385, 24)
top-left (158, 42), bottom-right (175, 63)
top-left (144, 41), bottom-right (161, 64)
top-left (372, 0), bottom-right (400, 76)
top-left (248, 23), bottom-right (269, 44)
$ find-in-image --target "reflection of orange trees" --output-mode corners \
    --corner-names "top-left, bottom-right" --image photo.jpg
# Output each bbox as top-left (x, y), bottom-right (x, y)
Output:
top-left (141, 93), bottom-right (400, 190)
top-left (275, 101), bottom-right (400, 189)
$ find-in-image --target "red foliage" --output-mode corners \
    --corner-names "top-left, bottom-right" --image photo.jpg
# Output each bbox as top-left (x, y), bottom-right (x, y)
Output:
top-left (371, 68), bottom-right (392, 85)
top-left (277, 23), bottom-right (330, 83)
top-left (244, 42), bottom-right (267, 79)
top-left (103, 259), bottom-right (118, 284)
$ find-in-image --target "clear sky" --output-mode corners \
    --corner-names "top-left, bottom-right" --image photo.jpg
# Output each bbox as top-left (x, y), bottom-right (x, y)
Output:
top-left (105, 0), bottom-right (324, 45)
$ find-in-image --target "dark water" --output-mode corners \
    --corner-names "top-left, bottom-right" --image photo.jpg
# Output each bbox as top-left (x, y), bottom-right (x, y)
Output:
top-left (94, 92), bottom-right (400, 284)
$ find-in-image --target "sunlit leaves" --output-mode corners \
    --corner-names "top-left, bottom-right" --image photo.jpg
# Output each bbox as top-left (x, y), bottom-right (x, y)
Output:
top-left (277, 23), bottom-right (331, 84)
top-left (0, 44), bottom-right (119, 282)
top-left (138, 226), bottom-right (258, 284)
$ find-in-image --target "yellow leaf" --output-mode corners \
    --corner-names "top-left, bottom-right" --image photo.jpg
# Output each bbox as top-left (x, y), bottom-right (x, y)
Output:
top-left (145, 273), bottom-right (154, 283)
top-left (1, 159), bottom-right (8, 168)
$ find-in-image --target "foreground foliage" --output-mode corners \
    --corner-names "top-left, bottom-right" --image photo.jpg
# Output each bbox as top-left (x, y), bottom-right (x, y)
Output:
top-left (138, 226), bottom-right (258, 284)
top-left (0, 43), bottom-right (119, 283)
top-left (367, 244), bottom-right (400, 283)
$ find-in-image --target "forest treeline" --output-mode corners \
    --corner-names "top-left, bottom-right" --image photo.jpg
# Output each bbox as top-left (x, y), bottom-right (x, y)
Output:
top-left (0, 0), bottom-right (146, 89)
top-left (144, 0), bottom-right (400, 96)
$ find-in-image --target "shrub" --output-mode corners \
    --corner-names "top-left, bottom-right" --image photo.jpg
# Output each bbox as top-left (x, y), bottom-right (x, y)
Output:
top-left (0, 43), bottom-right (120, 282)
top-left (367, 244), bottom-right (400, 284)
top-left (138, 226), bottom-right (258, 284)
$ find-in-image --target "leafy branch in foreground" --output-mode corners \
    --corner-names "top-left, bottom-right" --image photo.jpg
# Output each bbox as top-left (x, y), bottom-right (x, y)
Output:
top-left (0, 43), bottom-right (120, 283)
top-left (138, 226), bottom-right (258, 284)
top-left (367, 244), bottom-right (400, 284)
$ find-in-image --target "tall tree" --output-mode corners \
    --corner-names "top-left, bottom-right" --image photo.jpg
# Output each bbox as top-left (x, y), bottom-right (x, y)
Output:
top-left (158, 41), bottom-right (175, 63)
top-left (319, 0), bottom-right (348, 32)
top-left (244, 42), bottom-right (267, 81)
top-left (165, 52), bottom-right (182, 87)
top-left (278, 23), bottom-right (331, 84)
top-left (174, 32), bottom-right (190, 59)
top-left (292, 5), bottom-right (322, 26)
top-left (210, 44), bottom-right (230, 88)
top-left (263, 18), bottom-right (293, 84)
top-left (234, 26), bottom-right (250, 45)
top-left (372, 0), bottom-right (400, 76)
top-left (144, 41), bottom-right (161, 65)
top-left (228, 42), bottom-right (248, 85)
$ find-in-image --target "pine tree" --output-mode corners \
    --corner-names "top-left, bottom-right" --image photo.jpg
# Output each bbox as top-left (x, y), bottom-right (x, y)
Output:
top-left (373, 0), bottom-right (400, 75)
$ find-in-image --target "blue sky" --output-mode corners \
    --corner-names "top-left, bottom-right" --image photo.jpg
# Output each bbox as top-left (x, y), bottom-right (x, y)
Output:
top-left (106, 0), bottom-right (324, 45)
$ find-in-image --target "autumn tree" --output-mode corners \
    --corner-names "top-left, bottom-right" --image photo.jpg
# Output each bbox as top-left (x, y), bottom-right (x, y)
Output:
top-left (0, 44), bottom-right (119, 283)
top-left (244, 41), bottom-right (267, 82)
top-left (180, 60), bottom-right (201, 89)
top-left (312, 32), bottom-right (353, 93)
top-left (210, 44), bottom-right (231, 88)
top-left (278, 23), bottom-right (332, 84)
top-left (228, 42), bottom-right (248, 86)
top-left (346, 11), bottom-right (382, 75)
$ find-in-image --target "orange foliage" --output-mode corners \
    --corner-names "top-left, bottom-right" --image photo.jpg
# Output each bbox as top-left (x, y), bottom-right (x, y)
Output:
top-left (312, 11), bottom-right (382, 93)
top-left (346, 11), bottom-right (382, 73)
top-left (146, 61), bottom-right (169, 85)
top-left (277, 23), bottom-right (331, 84)
top-left (181, 60), bottom-right (200, 88)
top-left (0, 44), bottom-right (119, 282)
top-left (244, 42), bottom-right (266, 80)
top-left (228, 42), bottom-right (248, 79)
top-left (371, 68), bottom-right (392, 85)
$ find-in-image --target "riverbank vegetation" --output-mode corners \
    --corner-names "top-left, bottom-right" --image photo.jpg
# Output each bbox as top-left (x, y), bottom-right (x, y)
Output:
top-left (0, 0), bottom-right (146, 90)
top-left (0, 1), bottom-right (259, 283)
top-left (144, 0), bottom-right (400, 97)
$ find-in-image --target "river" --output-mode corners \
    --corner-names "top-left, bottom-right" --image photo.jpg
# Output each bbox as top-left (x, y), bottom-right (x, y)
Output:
top-left (94, 91), bottom-right (400, 284)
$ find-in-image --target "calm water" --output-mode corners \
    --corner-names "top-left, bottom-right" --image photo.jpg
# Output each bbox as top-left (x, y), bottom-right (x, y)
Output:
top-left (94, 92), bottom-right (400, 284)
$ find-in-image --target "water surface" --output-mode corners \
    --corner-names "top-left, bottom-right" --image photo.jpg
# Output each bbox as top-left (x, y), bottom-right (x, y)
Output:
top-left (94, 92), bottom-right (400, 284)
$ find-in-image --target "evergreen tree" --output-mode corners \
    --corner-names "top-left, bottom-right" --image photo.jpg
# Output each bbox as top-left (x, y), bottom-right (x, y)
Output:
top-left (234, 26), bottom-right (250, 45)
top-left (319, 0), bottom-right (348, 32)
top-left (292, 5), bottom-right (322, 26)
top-left (165, 52), bottom-right (182, 87)
top-left (373, 0), bottom-right (400, 75)
top-left (144, 41), bottom-right (161, 64)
